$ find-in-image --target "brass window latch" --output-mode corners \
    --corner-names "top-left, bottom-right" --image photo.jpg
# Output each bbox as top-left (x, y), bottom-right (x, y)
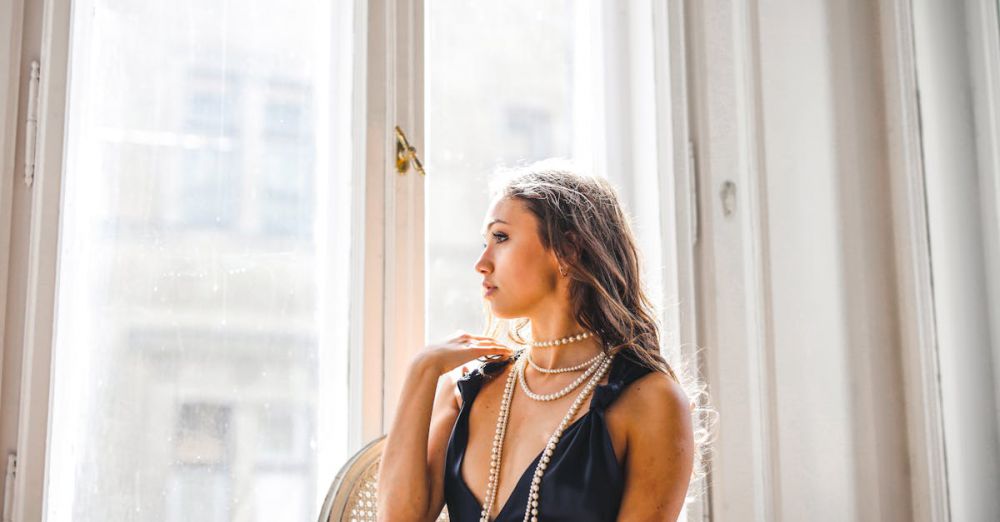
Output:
top-left (394, 125), bottom-right (425, 176)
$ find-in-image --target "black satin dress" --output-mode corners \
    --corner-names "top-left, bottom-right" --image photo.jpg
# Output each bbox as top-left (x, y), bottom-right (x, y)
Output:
top-left (443, 349), bottom-right (653, 522)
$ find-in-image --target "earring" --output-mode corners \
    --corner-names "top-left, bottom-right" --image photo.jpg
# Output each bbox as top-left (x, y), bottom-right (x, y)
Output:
top-left (559, 266), bottom-right (567, 276)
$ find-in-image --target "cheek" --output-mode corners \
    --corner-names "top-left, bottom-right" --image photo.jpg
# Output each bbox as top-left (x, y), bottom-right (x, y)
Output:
top-left (497, 244), bottom-right (558, 292)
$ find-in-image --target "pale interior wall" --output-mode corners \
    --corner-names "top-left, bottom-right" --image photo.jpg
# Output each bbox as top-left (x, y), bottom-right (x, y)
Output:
top-left (689, 0), bottom-right (914, 520)
top-left (913, 0), bottom-right (1000, 520)
top-left (757, 0), bottom-right (910, 520)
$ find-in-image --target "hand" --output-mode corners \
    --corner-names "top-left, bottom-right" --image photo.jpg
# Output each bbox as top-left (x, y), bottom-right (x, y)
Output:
top-left (414, 330), bottom-right (515, 377)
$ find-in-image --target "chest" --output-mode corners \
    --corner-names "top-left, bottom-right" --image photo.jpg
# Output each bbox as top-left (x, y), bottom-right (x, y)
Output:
top-left (461, 367), bottom-right (630, 508)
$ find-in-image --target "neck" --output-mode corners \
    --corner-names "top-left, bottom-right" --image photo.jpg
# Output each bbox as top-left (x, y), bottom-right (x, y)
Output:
top-left (528, 341), bottom-right (604, 370)
top-left (526, 315), bottom-right (603, 369)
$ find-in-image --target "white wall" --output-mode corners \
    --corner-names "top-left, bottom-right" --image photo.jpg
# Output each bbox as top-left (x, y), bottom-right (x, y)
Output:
top-left (913, 0), bottom-right (1000, 520)
top-left (688, 0), bottom-right (919, 520)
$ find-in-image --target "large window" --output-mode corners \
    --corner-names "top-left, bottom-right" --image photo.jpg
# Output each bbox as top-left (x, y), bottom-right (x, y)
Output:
top-left (43, 1), bottom-right (352, 520)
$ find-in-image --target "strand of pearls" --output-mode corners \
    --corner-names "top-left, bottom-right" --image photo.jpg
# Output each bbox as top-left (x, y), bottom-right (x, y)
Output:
top-left (479, 351), bottom-right (615, 522)
top-left (520, 353), bottom-right (614, 522)
top-left (518, 350), bottom-right (606, 401)
top-left (529, 330), bottom-right (591, 348)
top-left (479, 354), bottom-right (520, 522)
top-left (527, 350), bottom-right (604, 374)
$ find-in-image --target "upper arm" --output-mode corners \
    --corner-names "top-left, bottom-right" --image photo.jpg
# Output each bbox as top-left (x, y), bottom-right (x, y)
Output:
top-left (616, 373), bottom-right (695, 522)
top-left (423, 368), bottom-right (464, 521)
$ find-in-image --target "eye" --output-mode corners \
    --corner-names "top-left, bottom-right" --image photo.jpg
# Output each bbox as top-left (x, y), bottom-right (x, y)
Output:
top-left (481, 231), bottom-right (508, 248)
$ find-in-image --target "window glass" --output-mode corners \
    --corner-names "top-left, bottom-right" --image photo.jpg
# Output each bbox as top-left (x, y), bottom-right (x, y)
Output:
top-left (425, 0), bottom-right (579, 342)
top-left (46, 1), bottom-right (352, 520)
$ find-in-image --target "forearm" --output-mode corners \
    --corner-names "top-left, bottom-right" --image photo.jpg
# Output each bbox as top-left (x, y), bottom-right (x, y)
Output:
top-left (377, 357), bottom-right (440, 521)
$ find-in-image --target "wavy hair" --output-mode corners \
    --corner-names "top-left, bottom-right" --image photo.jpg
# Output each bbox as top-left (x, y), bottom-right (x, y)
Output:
top-left (479, 158), bottom-right (717, 507)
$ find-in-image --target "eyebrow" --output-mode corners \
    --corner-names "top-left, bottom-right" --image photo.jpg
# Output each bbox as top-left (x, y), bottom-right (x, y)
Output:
top-left (481, 219), bottom-right (509, 237)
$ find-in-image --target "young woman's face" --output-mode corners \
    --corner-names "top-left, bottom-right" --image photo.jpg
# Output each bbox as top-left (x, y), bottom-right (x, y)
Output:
top-left (475, 196), bottom-right (563, 319)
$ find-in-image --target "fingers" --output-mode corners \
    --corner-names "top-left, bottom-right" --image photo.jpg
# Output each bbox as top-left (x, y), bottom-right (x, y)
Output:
top-left (447, 332), bottom-right (510, 362)
top-left (466, 341), bottom-right (511, 353)
top-left (459, 337), bottom-right (506, 349)
top-left (471, 345), bottom-right (512, 354)
top-left (449, 331), bottom-right (498, 343)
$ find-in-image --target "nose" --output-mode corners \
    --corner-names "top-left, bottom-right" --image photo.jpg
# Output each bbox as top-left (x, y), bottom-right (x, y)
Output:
top-left (475, 246), bottom-right (492, 275)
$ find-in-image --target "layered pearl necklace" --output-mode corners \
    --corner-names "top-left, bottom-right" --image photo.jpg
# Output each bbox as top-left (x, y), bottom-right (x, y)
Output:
top-left (527, 350), bottom-right (604, 374)
top-left (478, 338), bottom-right (614, 522)
top-left (528, 330), bottom-right (591, 348)
top-left (520, 351), bottom-right (606, 400)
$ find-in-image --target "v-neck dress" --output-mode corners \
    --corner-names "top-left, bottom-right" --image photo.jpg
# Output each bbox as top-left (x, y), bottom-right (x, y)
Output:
top-left (443, 349), bottom-right (653, 522)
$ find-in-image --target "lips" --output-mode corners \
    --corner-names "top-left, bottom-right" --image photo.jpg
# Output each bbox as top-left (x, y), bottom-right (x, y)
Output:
top-left (483, 282), bottom-right (497, 297)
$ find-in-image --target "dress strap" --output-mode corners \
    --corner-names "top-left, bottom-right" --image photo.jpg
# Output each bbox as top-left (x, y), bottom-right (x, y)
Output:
top-left (455, 349), bottom-right (653, 413)
top-left (454, 354), bottom-right (518, 406)
top-left (590, 349), bottom-right (654, 414)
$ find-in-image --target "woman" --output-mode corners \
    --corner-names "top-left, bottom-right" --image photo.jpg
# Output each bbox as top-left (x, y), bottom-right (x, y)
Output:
top-left (378, 161), bottom-right (700, 521)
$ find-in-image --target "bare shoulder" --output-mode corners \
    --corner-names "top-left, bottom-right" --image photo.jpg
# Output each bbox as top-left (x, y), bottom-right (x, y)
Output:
top-left (614, 370), bottom-right (696, 520)
top-left (616, 370), bottom-right (693, 437)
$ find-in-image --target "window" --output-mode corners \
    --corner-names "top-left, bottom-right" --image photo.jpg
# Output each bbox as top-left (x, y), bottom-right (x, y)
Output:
top-left (40, 1), bottom-right (352, 520)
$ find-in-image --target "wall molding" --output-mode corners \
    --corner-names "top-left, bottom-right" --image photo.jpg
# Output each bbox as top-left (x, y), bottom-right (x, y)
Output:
top-left (878, 0), bottom-right (951, 520)
top-left (966, 0), bottom-right (1000, 452)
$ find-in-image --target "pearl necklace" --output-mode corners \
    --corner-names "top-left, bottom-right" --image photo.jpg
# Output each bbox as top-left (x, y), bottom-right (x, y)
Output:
top-left (519, 351), bottom-right (606, 401)
top-left (479, 351), bottom-right (615, 522)
top-left (527, 350), bottom-right (604, 374)
top-left (529, 330), bottom-right (591, 348)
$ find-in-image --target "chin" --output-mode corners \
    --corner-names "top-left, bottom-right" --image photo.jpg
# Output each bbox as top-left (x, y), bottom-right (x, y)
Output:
top-left (487, 301), bottom-right (526, 320)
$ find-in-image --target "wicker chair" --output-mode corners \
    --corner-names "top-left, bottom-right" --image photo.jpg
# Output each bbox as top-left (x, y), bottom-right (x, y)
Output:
top-left (318, 434), bottom-right (450, 522)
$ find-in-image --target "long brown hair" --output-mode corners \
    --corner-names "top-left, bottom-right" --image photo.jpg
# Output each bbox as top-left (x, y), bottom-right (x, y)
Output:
top-left (483, 159), bottom-right (676, 381)
top-left (479, 159), bottom-right (717, 506)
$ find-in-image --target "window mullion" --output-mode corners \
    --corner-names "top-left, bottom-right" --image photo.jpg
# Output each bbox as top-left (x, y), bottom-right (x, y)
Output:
top-left (12, 0), bottom-right (72, 520)
top-left (359, 0), bottom-right (425, 442)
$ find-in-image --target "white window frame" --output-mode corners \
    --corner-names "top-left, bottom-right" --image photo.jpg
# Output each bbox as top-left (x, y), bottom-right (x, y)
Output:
top-left (0, 1), bottom-right (25, 520)
top-left (10, 0), bottom-right (73, 518)
top-left (684, 1), bottom-right (778, 518)
top-left (0, 0), bottom-right (26, 444)
top-left (365, 0), bottom-right (425, 444)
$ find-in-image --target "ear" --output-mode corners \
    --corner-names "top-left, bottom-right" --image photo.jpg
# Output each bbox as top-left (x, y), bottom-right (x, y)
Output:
top-left (559, 231), bottom-right (581, 267)
top-left (552, 232), bottom-right (579, 279)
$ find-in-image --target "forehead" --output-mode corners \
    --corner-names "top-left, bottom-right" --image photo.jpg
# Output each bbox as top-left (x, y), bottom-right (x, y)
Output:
top-left (481, 197), bottom-right (532, 232)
